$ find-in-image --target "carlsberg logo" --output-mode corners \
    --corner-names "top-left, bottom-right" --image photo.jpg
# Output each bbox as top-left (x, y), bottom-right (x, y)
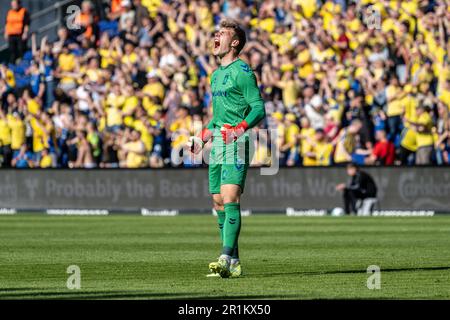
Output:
top-left (398, 172), bottom-right (450, 209)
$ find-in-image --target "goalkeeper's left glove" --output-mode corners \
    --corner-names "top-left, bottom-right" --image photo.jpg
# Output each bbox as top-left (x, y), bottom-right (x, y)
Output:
top-left (220, 121), bottom-right (249, 144)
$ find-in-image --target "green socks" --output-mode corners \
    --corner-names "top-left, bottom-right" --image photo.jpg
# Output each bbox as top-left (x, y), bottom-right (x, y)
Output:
top-left (222, 203), bottom-right (241, 256)
top-left (217, 209), bottom-right (239, 259)
top-left (232, 241), bottom-right (239, 260)
top-left (216, 210), bottom-right (226, 241)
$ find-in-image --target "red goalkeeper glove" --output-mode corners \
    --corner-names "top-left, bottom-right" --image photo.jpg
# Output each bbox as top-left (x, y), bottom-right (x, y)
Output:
top-left (200, 127), bottom-right (213, 142)
top-left (220, 121), bottom-right (249, 144)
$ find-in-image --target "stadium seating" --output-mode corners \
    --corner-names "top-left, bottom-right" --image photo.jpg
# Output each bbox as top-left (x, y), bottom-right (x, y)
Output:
top-left (0, 0), bottom-right (448, 169)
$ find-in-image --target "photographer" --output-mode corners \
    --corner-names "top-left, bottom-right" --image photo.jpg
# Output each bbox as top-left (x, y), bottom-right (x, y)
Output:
top-left (336, 163), bottom-right (378, 215)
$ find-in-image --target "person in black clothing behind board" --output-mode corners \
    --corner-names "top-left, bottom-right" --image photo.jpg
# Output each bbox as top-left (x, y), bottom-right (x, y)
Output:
top-left (335, 163), bottom-right (377, 215)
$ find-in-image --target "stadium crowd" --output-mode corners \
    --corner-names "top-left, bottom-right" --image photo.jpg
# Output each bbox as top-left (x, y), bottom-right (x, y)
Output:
top-left (0, 0), bottom-right (449, 168)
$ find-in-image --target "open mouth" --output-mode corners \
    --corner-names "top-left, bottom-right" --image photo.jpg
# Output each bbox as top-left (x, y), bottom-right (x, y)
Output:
top-left (214, 39), bottom-right (220, 49)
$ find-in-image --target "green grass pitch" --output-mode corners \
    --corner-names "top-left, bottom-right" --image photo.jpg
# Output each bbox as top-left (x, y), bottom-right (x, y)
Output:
top-left (0, 214), bottom-right (449, 299)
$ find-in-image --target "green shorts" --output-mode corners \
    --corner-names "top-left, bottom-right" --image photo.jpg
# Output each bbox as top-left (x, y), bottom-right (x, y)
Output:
top-left (208, 133), bottom-right (252, 194)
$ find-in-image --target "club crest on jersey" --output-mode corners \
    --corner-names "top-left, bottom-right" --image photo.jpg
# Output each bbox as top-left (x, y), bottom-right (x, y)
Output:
top-left (222, 74), bottom-right (230, 85)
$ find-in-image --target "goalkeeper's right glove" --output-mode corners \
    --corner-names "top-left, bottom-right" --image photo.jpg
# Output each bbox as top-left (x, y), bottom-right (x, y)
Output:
top-left (187, 128), bottom-right (212, 154)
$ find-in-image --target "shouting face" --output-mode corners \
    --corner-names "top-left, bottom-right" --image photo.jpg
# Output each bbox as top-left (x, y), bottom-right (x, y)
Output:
top-left (213, 27), bottom-right (237, 57)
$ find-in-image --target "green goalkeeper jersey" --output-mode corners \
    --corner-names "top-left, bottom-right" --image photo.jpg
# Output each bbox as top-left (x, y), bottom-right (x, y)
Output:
top-left (207, 58), bottom-right (265, 132)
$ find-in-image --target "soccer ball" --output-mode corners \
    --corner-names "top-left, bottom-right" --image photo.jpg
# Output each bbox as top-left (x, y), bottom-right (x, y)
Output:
top-left (331, 207), bottom-right (345, 217)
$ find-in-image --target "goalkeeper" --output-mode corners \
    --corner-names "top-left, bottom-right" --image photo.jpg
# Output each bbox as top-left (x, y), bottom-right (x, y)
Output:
top-left (187, 20), bottom-right (266, 278)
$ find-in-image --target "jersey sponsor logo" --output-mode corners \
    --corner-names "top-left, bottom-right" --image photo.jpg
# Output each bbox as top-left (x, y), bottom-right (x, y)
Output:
top-left (212, 90), bottom-right (228, 97)
top-left (240, 64), bottom-right (251, 73)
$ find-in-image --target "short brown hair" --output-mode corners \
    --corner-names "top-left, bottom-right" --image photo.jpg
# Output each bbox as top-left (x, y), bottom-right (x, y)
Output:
top-left (220, 19), bottom-right (246, 54)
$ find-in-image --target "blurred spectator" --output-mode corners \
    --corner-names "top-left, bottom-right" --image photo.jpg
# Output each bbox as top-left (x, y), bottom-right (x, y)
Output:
top-left (366, 130), bottom-right (395, 165)
top-left (0, 109), bottom-right (13, 167)
top-left (308, 128), bottom-right (333, 166)
top-left (435, 102), bottom-right (449, 165)
top-left (333, 119), bottom-right (363, 165)
top-left (120, 129), bottom-right (146, 168)
top-left (280, 113), bottom-right (299, 167)
top-left (11, 143), bottom-right (34, 168)
top-left (71, 130), bottom-right (97, 168)
top-left (100, 131), bottom-right (119, 168)
top-left (251, 128), bottom-right (272, 166)
top-left (75, 1), bottom-right (98, 43)
top-left (5, 0), bottom-right (30, 63)
top-left (385, 76), bottom-right (405, 142)
top-left (412, 105), bottom-right (434, 165)
top-left (40, 148), bottom-right (53, 168)
top-left (299, 117), bottom-right (316, 166)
